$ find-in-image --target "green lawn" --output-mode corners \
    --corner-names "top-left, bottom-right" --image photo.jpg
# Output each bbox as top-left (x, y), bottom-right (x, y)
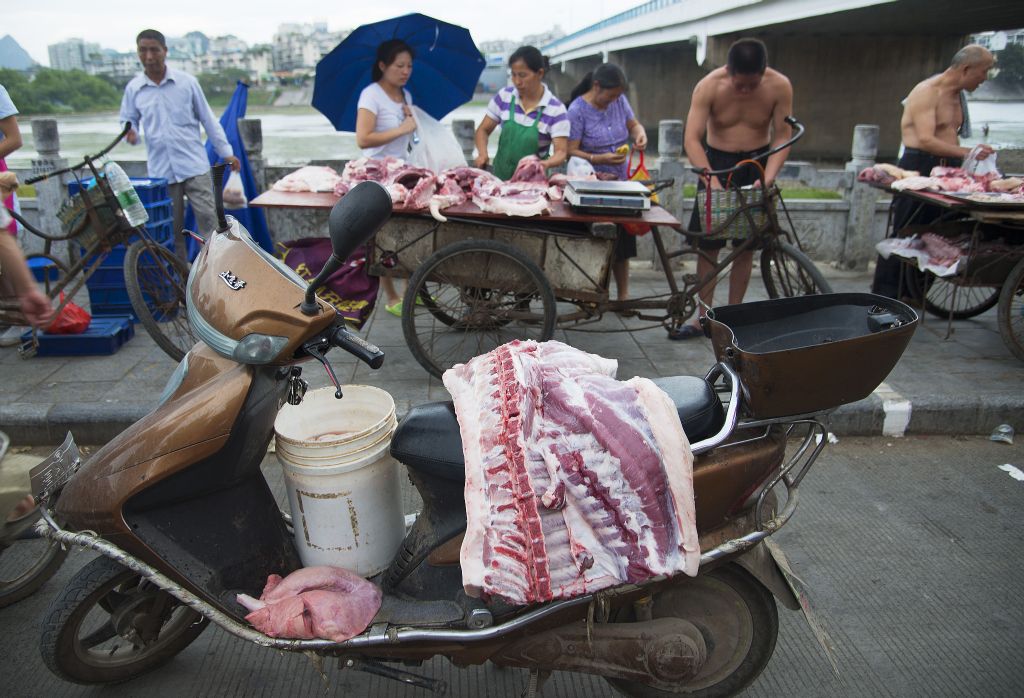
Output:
top-left (680, 184), bottom-right (841, 199)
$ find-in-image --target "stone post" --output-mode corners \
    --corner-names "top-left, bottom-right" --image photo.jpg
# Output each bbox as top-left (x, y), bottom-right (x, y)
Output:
top-left (839, 124), bottom-right (880, 270)
top-left (27, 119), bottom-right (69, 259)
top-left (452, 119), bottom-right (475, 163)
top-left (238, 118), bottom-right (265, 191)
top-left (649, 119), bottom-right (688, 268)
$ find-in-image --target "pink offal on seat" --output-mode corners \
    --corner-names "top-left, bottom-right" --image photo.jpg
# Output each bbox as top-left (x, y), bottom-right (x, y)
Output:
top-left (443, 340), bottom-right (699, 606)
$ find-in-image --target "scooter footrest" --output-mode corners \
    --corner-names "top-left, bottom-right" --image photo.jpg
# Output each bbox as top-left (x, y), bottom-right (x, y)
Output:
top-left (372, 596), bottom-right (466, 627)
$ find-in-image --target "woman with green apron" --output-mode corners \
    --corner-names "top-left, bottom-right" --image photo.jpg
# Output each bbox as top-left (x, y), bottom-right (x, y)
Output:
top-left (474, 46), bottom-right (569, 180)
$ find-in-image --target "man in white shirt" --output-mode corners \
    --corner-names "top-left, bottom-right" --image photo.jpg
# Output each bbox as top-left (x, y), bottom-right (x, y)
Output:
top-left (120, 29), bottom-right (239, 260)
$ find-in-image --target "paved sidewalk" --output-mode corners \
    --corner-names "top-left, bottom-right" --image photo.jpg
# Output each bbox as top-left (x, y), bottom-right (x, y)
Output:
top-left (2, 262), bottom-right (1022, 444)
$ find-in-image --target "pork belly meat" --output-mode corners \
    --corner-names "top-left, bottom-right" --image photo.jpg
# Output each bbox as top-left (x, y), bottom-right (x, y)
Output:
top-left (444, 340), bottom-right (699, 606)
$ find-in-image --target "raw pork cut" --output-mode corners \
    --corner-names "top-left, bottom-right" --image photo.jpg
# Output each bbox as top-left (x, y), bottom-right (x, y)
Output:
top-left (237, 566), bottom-right (382, 642)
top-left (272, 166), bottom-right (342, 193)
top-left (472, 177), bottom-right (550, 217)
top-left (443, 340), bottom-right (699, 606)
top-left (509, 155), bottom-right (548, 183)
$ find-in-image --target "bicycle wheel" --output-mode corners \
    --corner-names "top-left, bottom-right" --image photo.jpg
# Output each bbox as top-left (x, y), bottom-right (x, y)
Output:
top-left (761, 239), bottom-right (832, 298)
top-left (402, 239), bottom-right (556, 379)
top-left (905, 272), bottom-right (1000, 320)
top-left (997, 257), bottom-right (1024, 362)
top-left (124, 240), bottom-right (195, 362)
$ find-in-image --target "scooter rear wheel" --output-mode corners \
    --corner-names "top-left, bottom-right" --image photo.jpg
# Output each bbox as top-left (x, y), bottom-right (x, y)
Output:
top-left (605, 564), bottom-right (778, 697)
top-left (40, 554), bottom-right (208, 684)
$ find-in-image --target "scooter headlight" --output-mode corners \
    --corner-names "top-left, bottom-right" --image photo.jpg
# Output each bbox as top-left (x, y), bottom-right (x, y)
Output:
top-left (232, 333), bottom-right (289, 364)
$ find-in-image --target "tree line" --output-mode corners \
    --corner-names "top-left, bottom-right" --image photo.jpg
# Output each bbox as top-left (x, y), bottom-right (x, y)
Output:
top-left (0, 68), bottom-right (123, 114)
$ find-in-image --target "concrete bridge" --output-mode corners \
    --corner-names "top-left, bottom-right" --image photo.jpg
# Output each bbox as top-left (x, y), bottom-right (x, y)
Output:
top-left (543, 0), bottom-right (1024, 160)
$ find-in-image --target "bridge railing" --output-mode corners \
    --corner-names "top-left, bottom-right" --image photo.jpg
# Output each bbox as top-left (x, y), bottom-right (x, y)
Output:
top-left (544, 0), bottom-right (684, 52)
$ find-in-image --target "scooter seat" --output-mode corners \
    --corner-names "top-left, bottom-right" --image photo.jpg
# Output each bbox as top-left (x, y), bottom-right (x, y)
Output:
top-left (390, 401), bottom-right (465, 481)
top-left (391, 377), bottom-right (723, 481)
top-left (650, 375), bottom-right (725, 443)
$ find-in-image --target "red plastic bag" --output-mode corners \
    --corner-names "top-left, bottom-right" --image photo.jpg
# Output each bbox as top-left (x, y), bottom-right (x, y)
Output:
top-left (622, 149), bottom-right (653, 237)
top-left (46, 294), bottom-right (91, 335)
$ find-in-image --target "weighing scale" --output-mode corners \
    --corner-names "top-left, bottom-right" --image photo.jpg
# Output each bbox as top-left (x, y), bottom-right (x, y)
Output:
top-left (564, 180), bottom-right (651, 215)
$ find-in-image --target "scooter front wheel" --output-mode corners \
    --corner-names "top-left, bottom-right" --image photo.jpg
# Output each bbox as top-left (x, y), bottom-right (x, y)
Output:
top-left (40, 554), bottom-right (208, 684)
top-left (605, 564), bottom-right (778, 697)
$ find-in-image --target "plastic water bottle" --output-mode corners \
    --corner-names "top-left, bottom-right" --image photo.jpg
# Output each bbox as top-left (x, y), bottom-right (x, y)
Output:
top-left (102, 161), bottom-right (149, 227)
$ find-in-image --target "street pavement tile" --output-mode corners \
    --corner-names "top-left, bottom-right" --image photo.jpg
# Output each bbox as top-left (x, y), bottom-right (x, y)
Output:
top-left (40, 353), bottom-right (140, 383)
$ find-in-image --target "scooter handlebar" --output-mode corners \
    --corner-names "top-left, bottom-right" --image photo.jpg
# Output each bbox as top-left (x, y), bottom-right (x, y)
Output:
top-left (331, 325), bottom-right (385, 369)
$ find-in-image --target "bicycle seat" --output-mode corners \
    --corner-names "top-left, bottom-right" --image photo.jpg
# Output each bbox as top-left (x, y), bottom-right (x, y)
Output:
top-left (391, 402), bottom-right (465, 481)
top-left (650, 376), bottom-right (725, 443)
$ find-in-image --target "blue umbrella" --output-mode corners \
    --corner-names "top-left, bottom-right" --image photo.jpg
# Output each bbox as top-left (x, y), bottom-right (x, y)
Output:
top-left (313, 13), bottom-right (485, 131)
top-left (185, 80), bottom-right (273, 258)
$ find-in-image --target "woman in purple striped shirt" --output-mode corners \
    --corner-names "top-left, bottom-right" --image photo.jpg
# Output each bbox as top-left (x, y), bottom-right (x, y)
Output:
top-left (566, 63), bottom-right (648, 304)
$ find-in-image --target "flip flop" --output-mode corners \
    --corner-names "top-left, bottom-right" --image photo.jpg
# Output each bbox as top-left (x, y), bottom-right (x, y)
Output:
top-left (385, 301), bottom-right (403, 317)
top-left (667, 324), bottom-right (704, 341)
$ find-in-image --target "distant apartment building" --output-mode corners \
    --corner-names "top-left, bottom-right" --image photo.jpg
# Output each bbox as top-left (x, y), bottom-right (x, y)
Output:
top-left (973, 29), bottom-right (1024, 50)
top-left (48, 38), bottom-right (102, 71)
top-left (271, 22), bottom-right (347, 73)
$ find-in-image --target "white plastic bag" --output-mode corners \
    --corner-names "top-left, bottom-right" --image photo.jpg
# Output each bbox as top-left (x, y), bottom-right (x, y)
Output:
top-left (407, 105), bottom-right (466, 172)
top-left (962, 145), bottom-right (1000, 179)
top-left (566, 156), bottom-right (595, 178)
top-left (223, 170), bottom-right (248, 208)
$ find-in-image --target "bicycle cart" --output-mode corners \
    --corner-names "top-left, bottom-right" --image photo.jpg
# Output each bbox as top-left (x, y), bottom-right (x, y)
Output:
top-left (1, 125), bottom-right (195, 361)
top-left (873, 186), bottom-right (1024, 361)
top-left (253, 117), bottom-right (828, 378)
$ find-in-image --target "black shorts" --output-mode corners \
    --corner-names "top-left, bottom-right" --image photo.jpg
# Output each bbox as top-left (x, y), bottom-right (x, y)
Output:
top-left (614, 226), bottom-right (637, 261)
top-left (687, 144), bottom-right (770, 250)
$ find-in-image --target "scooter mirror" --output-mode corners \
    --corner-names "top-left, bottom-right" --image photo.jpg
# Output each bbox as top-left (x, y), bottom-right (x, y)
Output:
top-left (300, 181), bottom-right (393, 316)
top-left (329, 181), bottom-right (393, 262)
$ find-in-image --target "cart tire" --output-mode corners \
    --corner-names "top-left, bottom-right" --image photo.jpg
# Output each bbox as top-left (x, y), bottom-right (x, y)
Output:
top-left (402, 239), bottom-right (556, 378)
top-left (905, 272), bottom-right (1000, 320)
top-left (997, 257), bottom-right (1024, 362)
top-left (124, 240), bottom-right (195, 362)
top-left (761, 240), bottom-right (832, 298)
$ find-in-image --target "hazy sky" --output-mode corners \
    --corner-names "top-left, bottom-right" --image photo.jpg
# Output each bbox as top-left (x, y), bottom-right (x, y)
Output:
top-left (7, 0), bottom-right (644, 66)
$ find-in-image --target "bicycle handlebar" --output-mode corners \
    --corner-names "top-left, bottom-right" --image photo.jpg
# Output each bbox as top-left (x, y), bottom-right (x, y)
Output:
top-left (688, 116), bottom-right (805, 179)
top-left (25, 123), bottom-right (133, 185)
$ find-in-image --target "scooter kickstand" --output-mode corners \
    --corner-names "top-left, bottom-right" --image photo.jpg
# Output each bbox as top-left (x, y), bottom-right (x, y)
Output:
top-left (522, 668), bottom-right (552, 698)
top-left (342, 658), bottom-right (447, 695)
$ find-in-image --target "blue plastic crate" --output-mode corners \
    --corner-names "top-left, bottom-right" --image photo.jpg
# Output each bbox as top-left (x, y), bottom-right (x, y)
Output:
top-left (145, 199), bottom-right (172, 223)
top-left (21, 315), bottom-right (134, 356)
top-left (84, 235), bottom-right (175, 288)
top-left (68, 176), bottom-right (169, 205)
top-left (28, 257), bottom-right (62, 283)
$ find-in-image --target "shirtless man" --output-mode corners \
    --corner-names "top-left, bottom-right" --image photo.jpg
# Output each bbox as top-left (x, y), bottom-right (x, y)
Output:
top-left (670, 38), bottom-right (793, 340)
top-left (871, 44), bottom-right (995, 299)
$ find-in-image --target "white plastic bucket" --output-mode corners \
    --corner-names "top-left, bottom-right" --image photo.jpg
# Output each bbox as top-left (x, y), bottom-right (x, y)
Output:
top-left (274, 385), bottom-right (405, 576)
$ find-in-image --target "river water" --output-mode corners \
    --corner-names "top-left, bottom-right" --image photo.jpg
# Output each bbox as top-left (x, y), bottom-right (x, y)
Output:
top-left (7, 101), bottom-right (1022, 169)
top-left (8, 104), bottom-right (490, 168)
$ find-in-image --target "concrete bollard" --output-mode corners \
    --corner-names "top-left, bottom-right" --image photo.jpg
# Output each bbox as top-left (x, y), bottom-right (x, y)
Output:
top-left (839, 124), bottom-right (881, 270)
top-left (658, 120), bottom-right (684, 159)
top-left (646, 120), bottom-right (689, 268)
top-left (27, 119), bottom-right (69, 259)
top-left (238, 118), bottom-right (265, 192)
top-left (452, 119), bottom-right (475, 163)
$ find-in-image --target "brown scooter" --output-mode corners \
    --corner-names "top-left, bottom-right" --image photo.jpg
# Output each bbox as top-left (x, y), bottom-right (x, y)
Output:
top-left (32, 169), bottom-right (916, 696)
